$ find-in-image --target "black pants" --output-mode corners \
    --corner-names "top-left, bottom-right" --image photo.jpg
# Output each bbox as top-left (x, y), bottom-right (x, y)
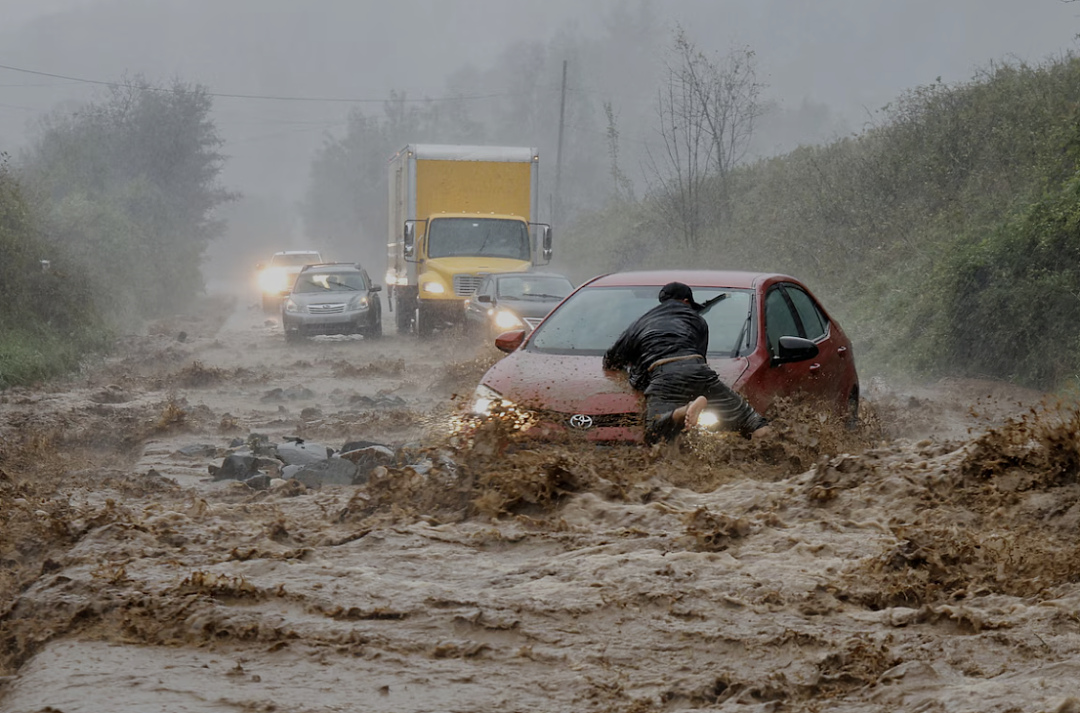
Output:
top-left (643, 360), bottom-right (766, 444)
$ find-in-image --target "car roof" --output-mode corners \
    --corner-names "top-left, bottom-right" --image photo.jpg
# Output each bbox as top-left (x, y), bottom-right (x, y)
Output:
top-left (491, 272), bottom-right (571, 281)
top-left (584, 270), bottom-right (794, 290)
top-left (300, 262), bottom-right (363, 271)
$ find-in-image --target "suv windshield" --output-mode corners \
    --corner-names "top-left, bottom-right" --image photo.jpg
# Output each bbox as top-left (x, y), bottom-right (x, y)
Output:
top-left (293, 271), bottom-right (367, 293)
top-left (528, 286), bottom-right (753, 356)
top-left (427, 218), bottom-right (529, 261)
top-left (497, 275), bottom-right (573, 300)
top-left (271, 253), bottom-right (322, 268)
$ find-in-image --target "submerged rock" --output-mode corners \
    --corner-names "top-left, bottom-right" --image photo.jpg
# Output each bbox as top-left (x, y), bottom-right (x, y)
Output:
top-left (277, 439), bottom-right (332, 465)
top-left (290, 458), bottom-right (358, 488)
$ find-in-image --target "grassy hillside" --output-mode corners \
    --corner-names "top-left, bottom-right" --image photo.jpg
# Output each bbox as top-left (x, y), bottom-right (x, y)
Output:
top-left (559, 55), bottom-right (1080, 389)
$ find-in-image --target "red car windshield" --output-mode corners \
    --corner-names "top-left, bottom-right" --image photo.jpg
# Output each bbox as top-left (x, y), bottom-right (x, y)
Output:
top-left (527, 285), bottom-right (753, 356)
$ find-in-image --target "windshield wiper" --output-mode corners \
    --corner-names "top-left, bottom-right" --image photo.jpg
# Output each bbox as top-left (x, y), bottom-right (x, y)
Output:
top-left (514, 293), bottom-right (566, 300)
top-left (697, 292), bottom-right (729, 315)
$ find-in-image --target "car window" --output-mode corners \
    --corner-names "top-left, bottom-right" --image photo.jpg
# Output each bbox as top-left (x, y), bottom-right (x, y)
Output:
top-left (497, 275), bottom-right (573, 300)
top-left (293, 271), bottom-right (366, 293)
top-left (765, 287), bottom-right (800, 354)
top-left (477, 276), bottom-right (493, 298)
top-left (528, 286), bottom-right (752, 355)
top-left (271, 253), bottom-right (321, 267)
top-left (784, 285), bottom-right (827, 341)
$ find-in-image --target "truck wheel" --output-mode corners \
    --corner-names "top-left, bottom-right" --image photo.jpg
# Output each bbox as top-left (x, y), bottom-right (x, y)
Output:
top-left (395, 295), bottom-right (414, 334)
top-left (416, 304), bottom-right (435, 337)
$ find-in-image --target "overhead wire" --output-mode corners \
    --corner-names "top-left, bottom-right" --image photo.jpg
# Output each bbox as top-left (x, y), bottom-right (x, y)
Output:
top-left (0, 62), bottom-right (538, 105)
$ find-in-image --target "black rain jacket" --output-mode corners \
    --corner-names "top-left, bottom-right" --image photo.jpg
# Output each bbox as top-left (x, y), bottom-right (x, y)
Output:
top-left (602, 300), bottom-right (707, 391)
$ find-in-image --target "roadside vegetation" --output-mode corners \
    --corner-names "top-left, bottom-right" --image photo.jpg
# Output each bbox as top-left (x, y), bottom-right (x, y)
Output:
top-left (560, 51), bottom-right (1080, 390)
top-left (0, 77), bottom-right (232, 389)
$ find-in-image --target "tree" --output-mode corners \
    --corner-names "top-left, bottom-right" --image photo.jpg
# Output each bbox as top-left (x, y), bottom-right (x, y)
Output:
top-left (22, 75), bottom-right (234, 317)
top-left (646, 29), bottom-right (765, 247)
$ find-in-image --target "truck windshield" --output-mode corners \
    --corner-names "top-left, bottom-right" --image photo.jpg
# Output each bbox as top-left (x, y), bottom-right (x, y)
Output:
top-left (427, 218), bottom-right (529, 261)
top-left (528, 286), bottom-right (753, 356)
top-left (271, 253), bottom-right (322, 267)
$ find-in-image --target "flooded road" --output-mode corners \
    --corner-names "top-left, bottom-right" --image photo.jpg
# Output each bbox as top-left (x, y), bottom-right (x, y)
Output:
top-left (3, 292), bottom-right (1080, 712)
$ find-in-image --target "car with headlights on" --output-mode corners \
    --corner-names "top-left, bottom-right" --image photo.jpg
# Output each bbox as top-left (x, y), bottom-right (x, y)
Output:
top-left (257, 250), bottom-right (324, 311)
top-left (472, 270), bottom-right (858, 442)
top-left (282, 263), bottom-right (382, 342)
top-left (464, 272), bottom-right (574, 337)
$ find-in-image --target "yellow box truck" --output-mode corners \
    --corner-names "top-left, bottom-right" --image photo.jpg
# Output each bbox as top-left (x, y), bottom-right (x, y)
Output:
top-left (386, 144), bottom-right (552, 336)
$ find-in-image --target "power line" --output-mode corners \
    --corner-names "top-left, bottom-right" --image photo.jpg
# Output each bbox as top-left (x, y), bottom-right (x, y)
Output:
top-left (0, 62), bottom-right (526, 104)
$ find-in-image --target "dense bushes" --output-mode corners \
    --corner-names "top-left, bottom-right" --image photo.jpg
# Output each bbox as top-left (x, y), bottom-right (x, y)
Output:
top-left (559, 55), bottom-right (1080, 389)
top-left (0, 158), bottom-right (107, 388)
top-left (0, 77), bottom-right (232, 388)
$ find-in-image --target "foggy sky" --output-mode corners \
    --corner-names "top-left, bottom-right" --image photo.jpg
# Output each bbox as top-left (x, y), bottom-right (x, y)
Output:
top-left (1, 0), bottom-right (1077, 210)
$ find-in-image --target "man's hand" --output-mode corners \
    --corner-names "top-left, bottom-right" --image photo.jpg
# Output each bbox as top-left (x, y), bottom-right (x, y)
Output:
top-left (751, 425), bottom-right (774, 440)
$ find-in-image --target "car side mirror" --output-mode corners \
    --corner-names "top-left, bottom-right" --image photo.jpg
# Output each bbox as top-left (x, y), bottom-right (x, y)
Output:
top-left (540, 225), bottom-right (553, 262)
top-left (477, 294), bottom-right (492, 304)
top-left (403, 221), bottom-right (416, 260)
top-left (369, 285), bottom-right (382, 292)
top-left (495, 329), bottom-right (526, 353)
top-left (772, 336), bottom-right (819, 366)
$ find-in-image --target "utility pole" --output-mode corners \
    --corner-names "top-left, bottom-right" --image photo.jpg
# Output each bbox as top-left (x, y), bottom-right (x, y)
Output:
top-left (554, 59), bottom-right (568, 226)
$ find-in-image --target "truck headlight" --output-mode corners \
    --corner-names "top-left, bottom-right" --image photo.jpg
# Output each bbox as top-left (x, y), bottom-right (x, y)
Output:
top-left (284, 299), bottom-right (301, 313)
top-left (493, 310), bottom-right (523, 330)
top-left (422, 281), bottom-right (445, 294)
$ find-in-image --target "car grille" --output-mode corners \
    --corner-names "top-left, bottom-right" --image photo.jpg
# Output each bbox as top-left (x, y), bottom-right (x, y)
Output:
top-left (308, 303), bottom-right (346, 314)
top-left (523, 317), bottom-right (543, 330)
top-left (532, 409), bottom-right (643, 430)
top-left (453, 275), bottom-right (485, 297)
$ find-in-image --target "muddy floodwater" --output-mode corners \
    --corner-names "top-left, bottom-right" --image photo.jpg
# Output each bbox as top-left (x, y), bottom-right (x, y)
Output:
top-left (3, 293), bottom-right (1080, 713)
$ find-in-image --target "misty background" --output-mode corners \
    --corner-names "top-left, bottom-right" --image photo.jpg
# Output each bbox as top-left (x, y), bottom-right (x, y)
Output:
top-left (1, 0), bottom-right (1077, 277)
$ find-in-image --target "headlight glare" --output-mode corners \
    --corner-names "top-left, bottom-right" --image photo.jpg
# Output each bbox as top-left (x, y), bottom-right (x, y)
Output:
top-left (697, 410), bottom-right (720, 429)
top-left (284, 299), bottom-right (300, 313)
top-left (422, 281), bottom-right (445, 294)
top-left (494, 310), bottom-right (523, 330)
top-left (472, 384), bottom-right (506, 415)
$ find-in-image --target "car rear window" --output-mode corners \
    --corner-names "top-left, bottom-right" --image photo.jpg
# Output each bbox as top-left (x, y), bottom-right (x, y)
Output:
top-left (528, 286), bottom-right (753, 356)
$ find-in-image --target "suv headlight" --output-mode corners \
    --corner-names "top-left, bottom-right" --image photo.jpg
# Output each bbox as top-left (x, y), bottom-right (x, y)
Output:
top-left (349, 295), bottom-right (370, 310)
top-left (284, 299), bottom-right (301, 313)
top-left (493, 310), bottom-right (523, 330)
top-left (472, 384), bottom-right (509, 415)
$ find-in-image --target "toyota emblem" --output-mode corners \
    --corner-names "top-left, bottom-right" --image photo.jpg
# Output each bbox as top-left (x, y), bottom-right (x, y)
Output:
top-left (568, 414), bottom-right (594, 430)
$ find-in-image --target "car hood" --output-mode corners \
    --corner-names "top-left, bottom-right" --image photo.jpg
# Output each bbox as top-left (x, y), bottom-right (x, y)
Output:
top-left (291, 292), bottom-right (359, 305)
top-left (494, 298), bottom-right (563, 319)
top-left (482, 349), bottom-right (749, 415)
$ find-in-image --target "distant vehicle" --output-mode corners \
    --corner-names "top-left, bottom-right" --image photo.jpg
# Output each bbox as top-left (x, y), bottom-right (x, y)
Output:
top-left (464, 272), bottom-right (574, 337)
top-left (257, 250), bottom-right (324, 311)
top-left (472, 270), bottom-right (859, 442)
top-left (281, 263), bottom-right (383, 343)
top-left (386, 144), bottom-right (553, 336)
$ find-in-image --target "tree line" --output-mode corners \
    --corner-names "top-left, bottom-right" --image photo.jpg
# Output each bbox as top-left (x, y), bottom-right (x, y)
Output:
top-left (0, 76), bottom-right (232, 387)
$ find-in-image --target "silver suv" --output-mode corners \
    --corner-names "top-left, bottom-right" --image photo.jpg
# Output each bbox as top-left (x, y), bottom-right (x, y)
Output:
top-left (282, 263), bottom-right (383, 342)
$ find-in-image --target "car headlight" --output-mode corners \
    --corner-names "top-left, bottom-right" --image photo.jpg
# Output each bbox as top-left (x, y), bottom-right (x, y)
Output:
top-left (697, 410), bottom-right (720, 429)
top-left (284, 299), bottom-right (301, 313)
top-left (472, 384), bottom-right (510, 415)
top-left (350, 295), bottom-right (370, 310)
top-left (259, 267), bottom-right (288, 293)
top-left (493, 310), bottom-right (523, 330)
top-left (422, 281), bottom-right (445, 294)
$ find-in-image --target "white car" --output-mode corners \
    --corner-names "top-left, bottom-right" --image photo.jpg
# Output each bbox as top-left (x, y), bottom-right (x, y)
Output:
top-left (257, 250), bottom-right (323, 311)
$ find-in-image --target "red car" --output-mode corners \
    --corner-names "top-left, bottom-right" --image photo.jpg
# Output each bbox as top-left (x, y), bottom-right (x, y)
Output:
top-left (472, 270), bottom-right (859, 441)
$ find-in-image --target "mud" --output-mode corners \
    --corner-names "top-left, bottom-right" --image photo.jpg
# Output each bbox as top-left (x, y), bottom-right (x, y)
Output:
top-left (2, 293), bottom-right (1079, 712)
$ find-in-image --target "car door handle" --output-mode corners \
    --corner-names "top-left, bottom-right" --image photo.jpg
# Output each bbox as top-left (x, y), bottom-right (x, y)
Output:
top-left (837, 346), bottom-right (848, 357)
top-left (809, 363), bottom-right (822, 373)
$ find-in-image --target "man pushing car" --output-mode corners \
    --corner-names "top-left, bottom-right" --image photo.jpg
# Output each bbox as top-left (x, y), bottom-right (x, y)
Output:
top-left (603, 281), bottom-right (772, 444)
